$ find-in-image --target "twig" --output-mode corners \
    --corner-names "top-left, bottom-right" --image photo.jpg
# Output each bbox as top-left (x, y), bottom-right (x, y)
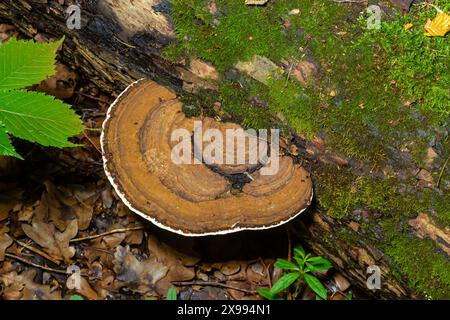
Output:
top-left (4, 253), bottom-right (87, 276)
top-left (259, 257), bottom-right (272, 289)
top-left (113, 34), bottom-right (137, 48)
top-left (13, 239), bottom-right (60, 265)
top-left (287, 227), bottom-right (292, 262)
top-left (85, 246), bottom-right (115, 256)
top-left (82, 131), bottom-right (102, 155)
top-left (285, 62), bottom-right (294, 87)
top-left (75, 91), bottom-right (104, 101)
top-left (70, 226), bottom-right (144, 243)
top-left (171, 281), bottom-right (255, 294)
top-left (435, 155), bottom-right (450, 188)
top-left (332, 0), bottom-right (366, 3)
top-left (286, 227), bottom-right (294, 300)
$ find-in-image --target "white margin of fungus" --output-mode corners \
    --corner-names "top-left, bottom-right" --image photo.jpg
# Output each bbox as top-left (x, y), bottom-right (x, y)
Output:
top-left (101, 79), bottom-right (314, 237)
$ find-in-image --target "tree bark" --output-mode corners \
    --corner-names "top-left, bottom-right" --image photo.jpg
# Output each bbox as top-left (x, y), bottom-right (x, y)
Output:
top-left (1, 0), bottom-right (447, 299)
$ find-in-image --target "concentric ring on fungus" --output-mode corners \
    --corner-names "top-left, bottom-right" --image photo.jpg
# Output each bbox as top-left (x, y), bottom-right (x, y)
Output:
top-left (101, 79), bottom-right (313, 236)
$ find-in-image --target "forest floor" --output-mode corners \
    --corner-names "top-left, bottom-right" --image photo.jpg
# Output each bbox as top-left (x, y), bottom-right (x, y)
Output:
top-left (0, 0), bottom-right (449, 300)
top-left (0, 23), bottom-right (357, 300)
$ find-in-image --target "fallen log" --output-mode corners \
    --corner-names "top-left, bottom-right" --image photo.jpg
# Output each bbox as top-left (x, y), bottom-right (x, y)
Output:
top-left (1, 0), bottom-right (448, 299)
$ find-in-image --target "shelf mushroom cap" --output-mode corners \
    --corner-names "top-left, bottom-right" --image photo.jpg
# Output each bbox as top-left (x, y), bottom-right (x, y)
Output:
top-left (101, 79), bottom-right (313, 236)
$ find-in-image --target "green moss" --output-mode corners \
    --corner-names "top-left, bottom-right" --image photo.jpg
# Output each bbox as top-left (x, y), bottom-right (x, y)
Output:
top-left (382, 220), bottom-right (450, 299)
top-left (171, 0), bottom-right (448, 164)
top-left (171, 0), bottom-right (450, 298)
top-left (313, 165), bottom-right (423, 219)
top-left (179, 88), bottom-right (217, 117)
top-left (161, 42), bottom-right (185, 63)
top-left (357, 3), bottom-right (450, 121)
top-left (171, 0), bottom-right (300, 71)
top-left (218, 81), bottom-right (274, 129)
top-left (314, 163), bottom-right (449, 223)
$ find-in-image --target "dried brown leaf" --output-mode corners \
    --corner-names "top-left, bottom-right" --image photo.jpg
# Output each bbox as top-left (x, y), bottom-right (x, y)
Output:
top-left (22, 219), bottom-right (78, 262)
top-left (0, 270), bottom-right (61, 300)
top-left (113, 245), bottom-right (168, 289)
top-left (75, 277), bottom-right (101, 300)
top-left (147, 236), bottom-right (196, 293)
top-left (0, 227), bottom-right (13, 261)
top-left (45, 182), bottom-right (96, 231)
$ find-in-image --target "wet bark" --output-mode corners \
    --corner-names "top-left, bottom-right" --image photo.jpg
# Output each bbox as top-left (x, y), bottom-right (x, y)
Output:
top-left (1, 0), bottom-right (447, 299)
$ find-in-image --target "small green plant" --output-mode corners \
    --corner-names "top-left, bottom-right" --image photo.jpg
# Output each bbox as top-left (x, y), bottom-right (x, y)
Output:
top-left (0, 37), bottom-right (83, 159)
top-left (258, 246), bottom-right (332, 300)
top-left (166, 286), bottom-right (177, 300)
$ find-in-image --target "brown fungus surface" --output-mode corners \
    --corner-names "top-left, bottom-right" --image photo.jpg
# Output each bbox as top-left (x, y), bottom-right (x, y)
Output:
top-left (101, 79), bottom-right (313, 236)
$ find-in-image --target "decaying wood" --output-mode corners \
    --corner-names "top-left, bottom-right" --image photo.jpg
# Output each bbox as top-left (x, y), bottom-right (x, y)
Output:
top-left (0, 0), bottom-right (181, 94)
top-left (0, 0), bottom-right (447, 299)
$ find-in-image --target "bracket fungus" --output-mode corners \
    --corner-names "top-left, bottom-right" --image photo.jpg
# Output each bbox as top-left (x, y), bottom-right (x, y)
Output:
top-left (101, 79), bottom-right (313, 236)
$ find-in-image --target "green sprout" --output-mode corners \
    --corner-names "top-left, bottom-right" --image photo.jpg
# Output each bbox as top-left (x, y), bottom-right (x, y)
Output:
top-left (258, 245), bottom-right (332, 300)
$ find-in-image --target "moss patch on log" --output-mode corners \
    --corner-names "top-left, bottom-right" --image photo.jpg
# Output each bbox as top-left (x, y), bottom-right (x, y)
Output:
top-left (169, 0), bottom-right (450, 297)
top-left (171, 0), bottom-right (448, 161)
top-left (314, 164), bottom-right (449, 224)
top-left (382, 219), bottom-right (450, 299)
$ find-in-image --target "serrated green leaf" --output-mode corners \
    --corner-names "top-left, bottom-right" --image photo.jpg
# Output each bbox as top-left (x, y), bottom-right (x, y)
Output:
top-left (166, 286), bottom-right (177, 300)
top-left (304, 273), bottom-right (327, 300)
top-left (0, 37), bottom-right (64, 91)
top-left (0, 126), bottom-right (22, 158)
top-left (270, 272), bottom-right (300, 295)
top-left (0, 90), bottom-right (83, 147)
top-left (274, 259), bottom-right (299, 271)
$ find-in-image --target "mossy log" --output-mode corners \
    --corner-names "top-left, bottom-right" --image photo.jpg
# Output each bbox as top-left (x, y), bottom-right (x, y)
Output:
top-left (1, 0), bottom-right (448, 299)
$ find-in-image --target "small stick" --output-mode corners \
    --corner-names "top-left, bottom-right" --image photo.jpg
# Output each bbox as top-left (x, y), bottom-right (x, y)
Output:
top-left (113, 35), bottom-right (137, 48)
top-left (171, 281), bottom-right (255, 294)
top-left (14, 239), bottom-right (60, 265)
top-left (82, 131), bottom-right (102, 155)
top-left (70, 226), bottom-right (144, 243)
top-left (285, 62), bottom-right (294, 87)
top-left (75, 91), bottom-right (103, 101)
top-left (85, 246), bottom-right (115, 256)
top-left (435, 155), bottom-right (450, 188)
top-left (332, 0), bottom-right (366, 3)
top-left (287, 227), bottom-right (292, 262)
top-left (4, 253), bottom-right (87, 276)
top-left (259, 257), bottom-right (272, 289)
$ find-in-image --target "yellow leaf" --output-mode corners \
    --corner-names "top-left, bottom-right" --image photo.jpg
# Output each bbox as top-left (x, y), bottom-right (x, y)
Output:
top-left (403, 23), bottom-right (413, 30)
top-left (423, 12), bottom-right (450, 37)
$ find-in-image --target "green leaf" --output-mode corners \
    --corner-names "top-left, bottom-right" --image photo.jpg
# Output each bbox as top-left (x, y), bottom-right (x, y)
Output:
top-left (304, 273), bottom-right (327, 300)
top-left (0, 127), bottom-right (22, 158)
top-left (270, 272), bottom-right (300, 295)
top-left (305, 257), bottom-right (333, 272)
top-left (0, 37), bottom-right (64, 91)
top-left (257, 289), bottom-right (276, 300)
top-left (274, 259), bottom-right (299, 271)
top-left (166, 286), bottom-right (177, 300)
top-left (344, 293), bottom-right (353, 300)
top-left (304, 262), bottom-right (314, 272)
top-left (293, 245), bottom-right (305, 259)
top-left (294, 256), bottom-right (305, 269)
top-left (69, 294), bottom-right (84, 300)
top-left (0, 90), bottom-right (83, 148)
top-left (307, 256), bottom-right (332, 266)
